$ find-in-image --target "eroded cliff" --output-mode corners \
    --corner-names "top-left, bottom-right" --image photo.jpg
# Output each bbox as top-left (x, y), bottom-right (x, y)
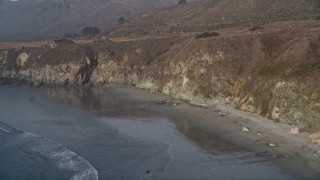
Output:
top-left (1, 25), bottom-right (320, 132)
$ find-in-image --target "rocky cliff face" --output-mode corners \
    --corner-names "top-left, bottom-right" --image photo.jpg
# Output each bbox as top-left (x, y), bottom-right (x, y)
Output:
top-left (1, 26), bottom-right (320, 132)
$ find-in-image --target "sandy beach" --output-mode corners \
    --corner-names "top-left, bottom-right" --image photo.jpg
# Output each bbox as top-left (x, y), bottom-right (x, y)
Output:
top-left (102, 85), bottom-right (320, 178)
top-left (1, 85), bottom-right (320, 179)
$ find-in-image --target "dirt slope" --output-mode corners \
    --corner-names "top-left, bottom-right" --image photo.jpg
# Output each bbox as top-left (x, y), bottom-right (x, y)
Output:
top-left (109, 0), bottom-right (320, 36)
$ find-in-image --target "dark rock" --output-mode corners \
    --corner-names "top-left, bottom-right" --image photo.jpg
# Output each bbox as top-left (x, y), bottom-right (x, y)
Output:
top-left (256, 151), bottom-right (271, 157)
top-left (63, 78), bottom-right (70, 86)
top-left (157, 100), bottom-right (166, 105)
top-left (249, 25), bottom-right (263, 31)
top-left (0, 77), bottom-right (8, 85)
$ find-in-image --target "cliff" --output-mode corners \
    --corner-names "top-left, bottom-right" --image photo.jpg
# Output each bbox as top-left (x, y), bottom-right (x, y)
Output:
top-left (1, 20), bottom-right (320, 132)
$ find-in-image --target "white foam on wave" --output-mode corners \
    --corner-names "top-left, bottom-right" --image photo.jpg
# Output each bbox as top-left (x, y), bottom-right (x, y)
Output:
top-left (22, 132), bottom-right (40, 138)
top-left (0, 127), bottom-right (10, 133)
top-left (19, 132), bottom-right (98, 180)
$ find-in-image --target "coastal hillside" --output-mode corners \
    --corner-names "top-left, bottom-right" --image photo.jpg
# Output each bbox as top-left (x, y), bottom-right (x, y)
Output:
top-left (109, 0), bottom-right (320, 36)
top-left (0, 0), bottom-right (177, 40)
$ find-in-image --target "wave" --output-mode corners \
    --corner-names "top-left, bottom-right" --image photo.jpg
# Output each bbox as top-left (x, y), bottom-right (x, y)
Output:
top-left (0, 122), bottom-right (98, 180)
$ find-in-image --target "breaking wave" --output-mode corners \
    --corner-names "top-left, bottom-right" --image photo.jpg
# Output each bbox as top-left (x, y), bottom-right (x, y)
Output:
top-left (0, 122), bottom-right (98, 180)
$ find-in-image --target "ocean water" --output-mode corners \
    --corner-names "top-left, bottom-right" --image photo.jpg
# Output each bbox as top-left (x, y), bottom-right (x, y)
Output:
top-left (0, 86), bottom-right (295, 179)
top-left (0, 122), bottom-right (98, 180)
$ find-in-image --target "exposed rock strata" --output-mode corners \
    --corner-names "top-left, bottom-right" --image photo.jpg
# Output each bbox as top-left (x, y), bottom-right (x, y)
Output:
top-left (0, 29), bottom-right (319, 131)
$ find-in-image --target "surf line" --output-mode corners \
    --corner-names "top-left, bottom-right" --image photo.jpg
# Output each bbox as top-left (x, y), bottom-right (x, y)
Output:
top-left (0, 127), bottom-right (10, 133)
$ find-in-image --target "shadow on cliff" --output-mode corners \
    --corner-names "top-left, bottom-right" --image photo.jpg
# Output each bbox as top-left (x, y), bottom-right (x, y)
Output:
top-left (73, 47), bottom-right (99, 86)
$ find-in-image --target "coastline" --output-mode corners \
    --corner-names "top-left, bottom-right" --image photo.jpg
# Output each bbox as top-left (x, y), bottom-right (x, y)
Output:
top-left (0, 85), bottom-right (299, 179)
top-left (1, 26), bottom-right (320, 132)
top-left (102, 85), bottom-right (320, 178)
top-left (1, 0), bottom-right (320, 178)
top-left (1, 83), bottom-right (320, 178)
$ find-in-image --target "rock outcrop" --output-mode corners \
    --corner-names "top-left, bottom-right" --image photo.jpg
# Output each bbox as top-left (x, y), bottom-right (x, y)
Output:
top-left (309, 132), bottom-right (320, 143)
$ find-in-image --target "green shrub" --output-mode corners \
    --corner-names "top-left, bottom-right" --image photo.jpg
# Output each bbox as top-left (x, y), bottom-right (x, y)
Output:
top-left (249, 25), bottom-right (263, 31)
top-left (81, 27), bottom-right (100, 37)
top-left (316, 16), bottom-right (320, 20)
top-left (253, 60), bottom-right (291, 76)
top-left (195, 32), bottom-right (219, 39)
top-left (118, 16), bottom-right (128, 24)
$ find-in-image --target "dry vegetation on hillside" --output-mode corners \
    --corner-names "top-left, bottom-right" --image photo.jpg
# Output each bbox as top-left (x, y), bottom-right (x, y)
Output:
top-left (108, 0), bottom-right (320, 36)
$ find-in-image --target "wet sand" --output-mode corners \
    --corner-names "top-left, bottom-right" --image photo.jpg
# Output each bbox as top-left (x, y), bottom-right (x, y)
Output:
top-left (101, 85), bottom-right (320, 179)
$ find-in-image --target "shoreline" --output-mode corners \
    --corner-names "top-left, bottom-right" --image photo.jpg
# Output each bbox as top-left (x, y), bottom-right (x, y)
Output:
top-left (1, 83), bottom-right (320, 178)
top-left (101, 85), bottom-right (320, 178)
top-left (0, 85), bottom-right (297, 179)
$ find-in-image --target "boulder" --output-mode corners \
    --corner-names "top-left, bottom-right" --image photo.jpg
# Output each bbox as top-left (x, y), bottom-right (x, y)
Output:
top-left (15, 53), bottom-right (29, 66)
top-left (289, 127), bottom-right (300, 134)
top-left (242, 127), bottom-right (250, 132)
top-left (309, 132), bottom-right (320, 143)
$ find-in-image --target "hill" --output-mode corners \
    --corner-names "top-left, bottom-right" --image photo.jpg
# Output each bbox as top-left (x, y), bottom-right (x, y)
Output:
top-left (108, 0), bottom-right (320, 36)
top-left (0, 0), bottom-right (177, 41)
